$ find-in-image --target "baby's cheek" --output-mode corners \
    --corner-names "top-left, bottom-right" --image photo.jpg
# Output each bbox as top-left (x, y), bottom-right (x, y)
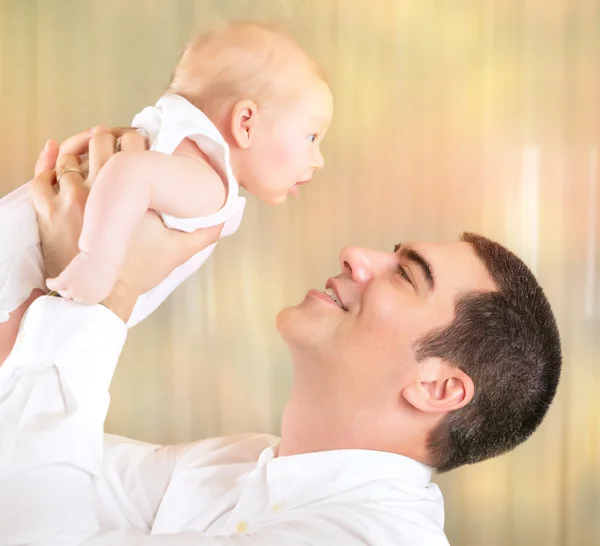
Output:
top-left (271, 143), bottom-right (295, 166)
top-left (269, 132), bottom-right (297, 162)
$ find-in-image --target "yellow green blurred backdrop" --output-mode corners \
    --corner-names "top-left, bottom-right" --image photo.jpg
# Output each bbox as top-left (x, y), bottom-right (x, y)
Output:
top-left (1, 1), bottom-right (598, 545)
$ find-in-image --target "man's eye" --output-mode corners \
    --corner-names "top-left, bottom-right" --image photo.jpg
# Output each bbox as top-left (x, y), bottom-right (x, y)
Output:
top-left (397, 265), bottom-right (411, 282)
top-left (309, 134), bottom-right (317, 143)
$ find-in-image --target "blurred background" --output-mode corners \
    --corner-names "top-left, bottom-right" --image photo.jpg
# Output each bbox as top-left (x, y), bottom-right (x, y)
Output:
top-left (0, 1), bottom-right (598, 544)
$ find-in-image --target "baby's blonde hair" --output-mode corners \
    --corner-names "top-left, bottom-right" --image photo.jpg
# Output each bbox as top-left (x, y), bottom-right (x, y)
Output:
top-left (167, 21), bottom-right (326, 116)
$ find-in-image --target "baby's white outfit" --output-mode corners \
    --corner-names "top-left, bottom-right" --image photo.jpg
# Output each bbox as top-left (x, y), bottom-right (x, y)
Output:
top-left (0, 94), bottom-right (246, 327)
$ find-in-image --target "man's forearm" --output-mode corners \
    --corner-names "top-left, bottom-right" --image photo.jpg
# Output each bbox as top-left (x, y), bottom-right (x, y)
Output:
top-left (0, 296), bottom-right (128, 474)
top-left (1, 284), bottom-right (133, 369)
top-left (101, 280), bottom-right (138, 323)
top-left (0, 289), bottom-right (44, 366)
top-left (0, 296), bottom-right (127, 545)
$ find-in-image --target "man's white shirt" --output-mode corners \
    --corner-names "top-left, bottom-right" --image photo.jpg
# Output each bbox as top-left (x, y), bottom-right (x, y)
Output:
top-left (0, 296), bottom-right (450, 545)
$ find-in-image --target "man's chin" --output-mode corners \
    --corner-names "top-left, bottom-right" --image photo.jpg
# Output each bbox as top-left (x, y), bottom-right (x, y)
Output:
top-left (275, 304), bottom-right (300, 338)
top-left (275, 301), bottom-right (327, 348)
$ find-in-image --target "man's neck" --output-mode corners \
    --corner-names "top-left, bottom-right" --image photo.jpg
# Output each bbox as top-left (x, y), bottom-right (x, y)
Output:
top-left (277, 386), bottom-right (431, 463)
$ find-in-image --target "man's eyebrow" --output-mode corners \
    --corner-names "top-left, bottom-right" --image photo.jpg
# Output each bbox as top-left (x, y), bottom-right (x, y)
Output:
top-left (394, 244), bottom-right (435, 290)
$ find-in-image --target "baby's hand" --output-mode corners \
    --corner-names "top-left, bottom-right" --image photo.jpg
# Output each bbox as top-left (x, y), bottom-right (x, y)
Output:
top-left (46, 250), bottom-right (121, 304)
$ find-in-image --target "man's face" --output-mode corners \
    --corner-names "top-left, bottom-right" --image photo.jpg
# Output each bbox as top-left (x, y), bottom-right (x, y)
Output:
top-left (276, 240), bottom-right (497, 410)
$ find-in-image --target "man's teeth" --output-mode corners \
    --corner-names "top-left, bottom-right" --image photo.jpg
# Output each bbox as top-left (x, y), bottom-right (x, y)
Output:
top-left (323, 287), bottom-right (343, 308)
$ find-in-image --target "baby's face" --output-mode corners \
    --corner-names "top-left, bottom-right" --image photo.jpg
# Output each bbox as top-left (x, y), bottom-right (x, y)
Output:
top-left (244, 76), bottom-right (333, 205)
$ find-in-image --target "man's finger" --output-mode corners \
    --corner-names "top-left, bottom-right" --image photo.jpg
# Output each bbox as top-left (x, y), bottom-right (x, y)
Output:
top-left (118, 130), bottom-right (147, 153)
top-left (56, 151), bottom-right (82, 172)
top-left (34, 140), bottom-right (59, 178)
top-left (58, 130), bottom-right (97, 158)
top-left (30, 170), bottom-right (57, 218)
top-left (55, 153), bottom-right (84, 196)
top-left (57, 126), bottom-right (137, 158)
top-left (87, 133), bottom-right (117, 183)
top-left (105, 126), bottom-right (143, 139)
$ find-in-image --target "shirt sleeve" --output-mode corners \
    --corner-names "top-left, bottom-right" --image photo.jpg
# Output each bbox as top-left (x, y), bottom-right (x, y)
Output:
top-left (0, 296), bottom-right (127, 476)
top-left (0, 296), bottom-right (128, 545)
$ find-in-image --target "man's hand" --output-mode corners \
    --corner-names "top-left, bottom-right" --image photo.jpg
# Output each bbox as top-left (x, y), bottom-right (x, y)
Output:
top-left (31, 127), bottom-right (139, 279)
top-left (31, 141), bottom-right (87, 280)
top-left (31, 127), bottom-right (223, 322)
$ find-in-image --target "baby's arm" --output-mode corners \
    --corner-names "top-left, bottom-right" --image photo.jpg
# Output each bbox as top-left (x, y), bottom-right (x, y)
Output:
top-left (80, 147), bottom-right (226, 251)
top-left (46, 146), bottom-right (226, 303)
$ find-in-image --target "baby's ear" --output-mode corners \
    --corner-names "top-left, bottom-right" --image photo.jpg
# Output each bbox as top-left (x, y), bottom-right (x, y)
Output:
top-left (230, 100), bottom-right (259, 149)
top-left (401, 357), bottom-right (474, 414)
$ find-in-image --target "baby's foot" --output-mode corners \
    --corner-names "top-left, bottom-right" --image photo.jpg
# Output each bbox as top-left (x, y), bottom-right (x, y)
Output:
top-left (46, 251), bottom-right (119, 304)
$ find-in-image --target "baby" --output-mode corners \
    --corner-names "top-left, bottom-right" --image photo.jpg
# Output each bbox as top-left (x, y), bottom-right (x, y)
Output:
top-left (0, 22), bottom-right (333, 338)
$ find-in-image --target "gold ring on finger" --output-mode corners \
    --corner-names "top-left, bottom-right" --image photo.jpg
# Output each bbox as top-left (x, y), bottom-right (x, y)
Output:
top-left (56, 167), bottom-right (84, 185)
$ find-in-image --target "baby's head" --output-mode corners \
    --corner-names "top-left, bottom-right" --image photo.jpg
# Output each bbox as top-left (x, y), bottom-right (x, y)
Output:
top-left (168, 21), bottom-right (333, 205)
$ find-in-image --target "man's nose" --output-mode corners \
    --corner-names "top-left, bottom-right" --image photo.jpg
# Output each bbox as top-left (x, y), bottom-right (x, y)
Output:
top-left (339, 246), bottom-right (383, 283)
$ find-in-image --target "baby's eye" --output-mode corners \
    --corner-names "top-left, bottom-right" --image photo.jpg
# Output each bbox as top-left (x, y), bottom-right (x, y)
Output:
top-left (309, 134), bottom-right (317, 143)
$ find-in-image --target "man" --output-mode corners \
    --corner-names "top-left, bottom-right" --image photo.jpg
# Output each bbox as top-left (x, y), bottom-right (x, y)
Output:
top-left (0, 130), bottom-right (561, 545)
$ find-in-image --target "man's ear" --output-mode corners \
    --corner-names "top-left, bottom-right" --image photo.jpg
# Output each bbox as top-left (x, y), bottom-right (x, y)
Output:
top-left (401, 357), bottom-right (474, 413)
top-left (230, 99), bottom-right (259, 149)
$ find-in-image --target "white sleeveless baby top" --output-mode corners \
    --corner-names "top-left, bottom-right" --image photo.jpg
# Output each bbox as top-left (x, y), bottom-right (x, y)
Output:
top-left (0, 94), bottom-right (245, 327)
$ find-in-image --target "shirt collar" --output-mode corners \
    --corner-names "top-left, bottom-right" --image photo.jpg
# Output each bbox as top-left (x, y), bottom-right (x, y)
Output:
top-left (257, 444), bottom-right (434, 509)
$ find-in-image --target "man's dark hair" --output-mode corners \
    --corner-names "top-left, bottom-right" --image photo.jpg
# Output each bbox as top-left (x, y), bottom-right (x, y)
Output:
top-left (415, 232), bottom-right (562, 472)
